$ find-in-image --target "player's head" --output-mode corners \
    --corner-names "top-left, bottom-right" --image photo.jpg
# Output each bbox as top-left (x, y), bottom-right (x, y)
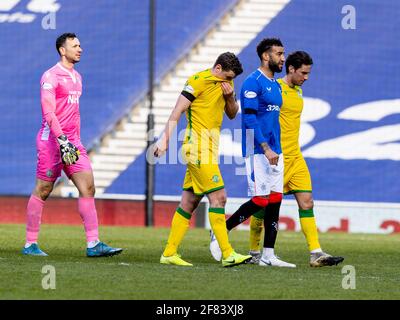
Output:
top-left (213, 52), bottom-right (243, 81)
top-left (257, 38), bottom-right (285, 73)
top-left (56, 33), bottom-right (82, 64)
top-left (285, 51), bottom-right (313, 86)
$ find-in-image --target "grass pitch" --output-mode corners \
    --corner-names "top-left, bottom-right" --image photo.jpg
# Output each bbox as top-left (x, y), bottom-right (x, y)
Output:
top-left (0, 224), bottom-right (399, 300)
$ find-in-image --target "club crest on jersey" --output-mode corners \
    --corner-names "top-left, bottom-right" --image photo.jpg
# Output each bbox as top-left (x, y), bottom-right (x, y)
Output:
top-left (244, 90), bottom-right (257, 98)
top-left (212, 175), bottom-right (220, 183)
top-left (46, 170), bottom-right (53, 178)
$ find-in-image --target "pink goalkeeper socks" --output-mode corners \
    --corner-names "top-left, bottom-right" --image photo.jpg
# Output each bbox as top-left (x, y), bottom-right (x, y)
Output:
top-left (26, 196), bottom-right (99, 243)
top-left (78, 197), bottom-right (99, 242)
top-left (26, 195), bottom-right (45, 243)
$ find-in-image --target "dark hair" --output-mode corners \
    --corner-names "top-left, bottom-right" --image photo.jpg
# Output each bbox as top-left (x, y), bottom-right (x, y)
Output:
top-left (256, 38), bottom-right (283, 60)
top-left (56, 33), bottom-right (77, 55)
top-left (285, 51), bottom-right (313, 73)
top-left (214, 52), bottom-right (243, 76)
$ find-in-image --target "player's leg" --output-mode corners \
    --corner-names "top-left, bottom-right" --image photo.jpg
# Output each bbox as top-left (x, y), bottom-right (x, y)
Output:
top-left (225, 154), bottom-right (270, 232)
top-left (259, 191), bottom-right (296, 267)
top-left (258, 155), bottom-right (295, 268)
top-left (295, 192), bottom-right (344, 267)
top-left (206, 188), bottom-right (251, 267)
top-left (248, 211), bottom-right (264, 261)
top-left (295, 192), bottom-right (321, 252)
top-left (187, 157), bottom-right (250, 267)
top-left (67, 146), bottom-right (123, 257)
top-left (220, 195), bottom-right (267, 264)
top-left (70, 169), bottom-right (98, 241)
top-left (209, 155), bottom-right (267, 262)
top-left (289, 156), bottom-right (343, 266)
top-left (23, 137), bottom-right (62, 256)
top-left (246, 154), bottom-right (274, 261)
top-left (207, 188), bottom-right (231, 259)
top-left (22, 179), bottom-right (55, 256)
top-left (161, 188), bottom-right (202, 266)
top-left (248, 156), bottom-right (292, 259)
top-left (70, 170), bottom-right (122, 257)
top-left (287, 157), bottom-right (321, 253)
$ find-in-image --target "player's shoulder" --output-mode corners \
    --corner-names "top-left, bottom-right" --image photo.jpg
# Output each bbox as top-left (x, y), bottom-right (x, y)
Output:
top-left (74, 69), bottom-right (82, 79)
top-left (185, 69), bottom-right (210, 93)
top-left (40, 64), bottom-right (60, 85)
top-left (242, 70), bottom-right (261, 88)
top-left (41, 64), bottom-right (58, 78)
top-left (277, 78), bottom-right (285, 86)
top-left (295, 85), bottom-right (303, 95)
top-left (188, 69), bottom-right (210, 82)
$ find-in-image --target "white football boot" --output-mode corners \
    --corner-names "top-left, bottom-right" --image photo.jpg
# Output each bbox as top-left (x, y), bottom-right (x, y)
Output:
top-left (259, 255), bottom-right (296, 268)
top-left (209, 230), bottom-right (222, 261)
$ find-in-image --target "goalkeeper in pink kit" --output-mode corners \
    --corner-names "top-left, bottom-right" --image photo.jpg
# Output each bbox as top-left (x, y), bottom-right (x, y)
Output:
top-left (22, 33), bottom-right (122, 257)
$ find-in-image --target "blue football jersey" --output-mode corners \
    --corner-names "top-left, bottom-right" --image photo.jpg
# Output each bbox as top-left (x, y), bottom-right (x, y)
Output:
top-left (240, 69), bottom-right (283, 157)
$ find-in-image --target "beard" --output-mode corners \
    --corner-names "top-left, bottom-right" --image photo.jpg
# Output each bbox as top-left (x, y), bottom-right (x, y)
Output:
top-left (269, 60), bottom-right (282, 73)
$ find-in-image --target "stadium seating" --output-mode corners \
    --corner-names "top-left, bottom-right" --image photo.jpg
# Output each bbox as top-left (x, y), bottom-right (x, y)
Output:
top-left (107, 0), bottom-right (400, 203)
top-left (0, 0), bottom-right (236, 195)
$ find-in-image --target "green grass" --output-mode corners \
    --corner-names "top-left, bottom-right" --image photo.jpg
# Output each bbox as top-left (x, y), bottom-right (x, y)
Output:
top-left (0, 224), bottom-right (399, 300)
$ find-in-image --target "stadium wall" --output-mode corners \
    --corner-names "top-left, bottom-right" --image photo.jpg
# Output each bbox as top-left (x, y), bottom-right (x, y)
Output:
top-left (2, 196), bottom-right (399, 234)
top-left (0, 196), bottom-right (200, 228)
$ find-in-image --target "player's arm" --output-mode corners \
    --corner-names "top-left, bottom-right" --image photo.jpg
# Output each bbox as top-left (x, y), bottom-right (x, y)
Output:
top-left (241, 79), bottom-right (278, 165)
top-left (222, 82), bottom-right (239, 119)
top-left (153, 94), bottom-right (192, 157)
top-left (154, 76), bottom-right (202, 157)
top-left (41, 78), bottom-right (63, 138)
top-left (41, 77), bottom-right (79, 165)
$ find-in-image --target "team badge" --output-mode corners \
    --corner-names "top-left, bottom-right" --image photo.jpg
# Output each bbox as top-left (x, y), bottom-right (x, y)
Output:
top-left (46, 170), bottom-right (53, 178)
top-left (184, 84), bottom-right (194, 94)
top-left (212, 175), bottom-right (220, 183)
top-left (42, 82), bottom-right (53, 89)
top-left (244, 90), bottom-right (257, 98)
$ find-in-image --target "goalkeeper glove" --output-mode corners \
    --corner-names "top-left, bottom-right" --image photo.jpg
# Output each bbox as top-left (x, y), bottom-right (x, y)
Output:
top-left (57, 135), bottom-right (80, 165)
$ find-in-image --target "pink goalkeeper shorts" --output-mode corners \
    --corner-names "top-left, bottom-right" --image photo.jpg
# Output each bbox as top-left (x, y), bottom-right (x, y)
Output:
top-left (36, 134), bottom-right (92, 182)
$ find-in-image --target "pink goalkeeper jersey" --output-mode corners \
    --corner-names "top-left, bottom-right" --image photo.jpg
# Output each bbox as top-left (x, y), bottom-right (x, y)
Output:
top-left (39, 63), bottom-right (82, 142)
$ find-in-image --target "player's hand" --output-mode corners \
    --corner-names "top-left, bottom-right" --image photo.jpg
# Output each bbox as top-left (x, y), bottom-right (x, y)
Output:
top-left (264, 149), bottom-right (279, 166)
top-left (221, 82), bottom-right (234, 99)
top-left (57, 135), bottom-right (80, 165)
top-left (153, 139), bottom-right (167, 158)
